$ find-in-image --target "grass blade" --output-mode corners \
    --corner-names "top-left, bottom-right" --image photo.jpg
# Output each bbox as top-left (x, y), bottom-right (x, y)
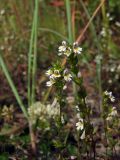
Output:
top-left (65, 0), bottom-right (73, 43)
top-left (0, 54), bottom-right (28, 119)
top-left (31, 0), bottom-right (39, 104)
top-left (28, 11), bottom-right (36, 107)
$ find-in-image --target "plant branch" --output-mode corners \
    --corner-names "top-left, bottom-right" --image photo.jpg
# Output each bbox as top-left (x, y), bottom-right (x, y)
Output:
top-left (76, 0), bottom-right (106, 43)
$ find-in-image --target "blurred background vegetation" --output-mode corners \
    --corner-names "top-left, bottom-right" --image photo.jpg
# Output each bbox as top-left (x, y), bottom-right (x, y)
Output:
top-left (0, 0), bottom-right (120, 105)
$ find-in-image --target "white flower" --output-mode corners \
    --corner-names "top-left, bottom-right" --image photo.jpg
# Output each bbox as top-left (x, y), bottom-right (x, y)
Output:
top-left (115, 21), bottom-right (120, 27)
top-left (46, 69), bottom-right (61, 79)
top-left (110, 107), bottom-right (117, 116)
top-left (58, 41), bottom-right (72, 57)
top-left (75, 105), bottom-right (80, 111)
top-left (106, 13), bottom-right (113, 21)
top-left (74, 47), bottom-right (82, 54)
top-left (46, 81), bottom-right (54, 87)
top-left (110, 96), bottom-right (115, 102)
top-left (70, 156), bottom-right (77, 160)
top-left (104, 91), bottom-right (115, 102)
top-left (58, 41), bottom-right (67, 55)
top-left (52, 70), bottom-right (61, 78)
top-left (73, 42), bottom-right (82, 54)
top-left (106, 116), bottom-right (112, 121)
top-left (106, 107), bottom-right (118, 121)
top-left (46, 69), bottom-right (53, 76)
top-left (100, 27), bottom-right (112, 37)
top-left (100, 27), bottom-right (106, 37)
top-left (63, 69), bottom-right (72, 81)
top-left (110, 110), bottom-right (117, 116)
top-left (76, 118), bottom-right (84, 131)
top-left (104, 90), bottom-right (109, 96)
top-left (63, 85), bottom-right (67, 90)
top-left (61, 116), bottom-right (65, 124)
top-left (64, 73), bottom-right (72, 81)
top-left (0, 9), bottom-right (5, 15)
top-left (77, 71), bottom-right (82, 78)
top-left (58, 45), bottom-right (66, 52)
top-left (46, 78), bottom-right (55, 87)
top-left (64, 47), bottom-right (71, 57)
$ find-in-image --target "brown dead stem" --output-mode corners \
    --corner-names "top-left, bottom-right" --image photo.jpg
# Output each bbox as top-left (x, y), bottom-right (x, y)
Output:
top-left (76, 0), bottom-right (106, 44)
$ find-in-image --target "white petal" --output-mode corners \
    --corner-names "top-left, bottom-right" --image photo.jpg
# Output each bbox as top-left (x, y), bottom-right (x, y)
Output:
top-left (46, 81), bottom-right (52, 87)
top-left (62, 41), bottom-right (67, 46)
top-left (80, 130), bottom-right (85, 139)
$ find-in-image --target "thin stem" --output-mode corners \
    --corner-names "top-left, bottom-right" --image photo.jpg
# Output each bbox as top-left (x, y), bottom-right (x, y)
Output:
top-left (101, 1), bottom-right (111, 54)
top-left (76, 0), bottom-right (106, 43)
top-left (96, 60), bottom-right (102, 112)
top-left (28, 0), bottom-right (39, 156)
top-left (29, 121), bottom-right (37, 156)
top-left (13, 28), bottom-right (68, 43)
top-left (65, 0), bottom-right (77, 97)
top-left (0, 54), bottom-right (28, 119)
top-left (31, 0), bottom-right (39, 104)
top-left (113, 146), bottom-right (117, 158)
top-left (28, 10), bottom-right (36, 107)
top-left (79, 0), bottom-right (101, 50)
top-left (71, 0), bottom-right (76, 41)
top-left (80, 0), bottom-right (103, 112)
top-left (65, 0), bottom-right (73, 43)
top-left (77, 132), bottom-right (81, 159)
top-left (43, 87), bottom-right (52, 103)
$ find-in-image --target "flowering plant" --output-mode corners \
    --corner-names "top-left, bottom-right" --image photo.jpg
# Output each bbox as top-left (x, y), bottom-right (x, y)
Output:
top-left (45, 41), bottom-right (94, 158)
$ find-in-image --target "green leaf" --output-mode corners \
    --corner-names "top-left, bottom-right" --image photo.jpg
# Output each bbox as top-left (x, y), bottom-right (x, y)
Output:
top-left (0, 153), bottom-right (9, 160)
top-left (53, 139), bottom-right (64, 149)
top-left (67, 144), bottom-right (77, 155)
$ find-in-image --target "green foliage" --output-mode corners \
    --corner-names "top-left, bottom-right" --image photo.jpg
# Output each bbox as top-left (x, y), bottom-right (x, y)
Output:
top-left (67, 144), bottom-right (77, 155)
top-left (88, 0), bottom-right (100, 15)
top-left (40, 2), bottom-right (66, 42)
top-left (12, 135), bottom-right (30, 147)
top-left (109, 0), bottom-right (120, 13)
top-left (0, 153), bottom-right (9, 160)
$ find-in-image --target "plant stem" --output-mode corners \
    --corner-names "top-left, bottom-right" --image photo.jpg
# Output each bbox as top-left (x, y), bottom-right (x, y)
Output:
top-left (29, 121), bottom-right (37, 156)
top-left (77, 132), bottom-right (81, 159)
top-left (28, 0), bottom-right (39, 155)
top-left (80, 0), bottom-right (103, 112)
top-left (76, 0), bottom-right (106, 43)
top-left (65, 0), bottom-right (73, 43)
top-left (28, 10), bottom-right (36, 107)
top-left (65, 0), bottom-right (77, 97)
top-left (31, 0), bottom-right (39, 105)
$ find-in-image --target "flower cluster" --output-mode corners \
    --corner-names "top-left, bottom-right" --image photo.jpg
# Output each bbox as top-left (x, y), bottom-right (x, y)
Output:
top-left (106, 107), bottom-right (118, 121)
top-left (1, 105), bottom-right (14, 122)
top-left (46, 68), bottom-right (61, 87)
top-left (58, 41), bottom-right (82, 57)
top-left (46, 41), bottom-right (83, 87)
top-left (28, 99), bottom-right (60, 124)
top-left (46, 67), bottom-right (72, 87)
top-left (104, 91), bottom-right (115, 102)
